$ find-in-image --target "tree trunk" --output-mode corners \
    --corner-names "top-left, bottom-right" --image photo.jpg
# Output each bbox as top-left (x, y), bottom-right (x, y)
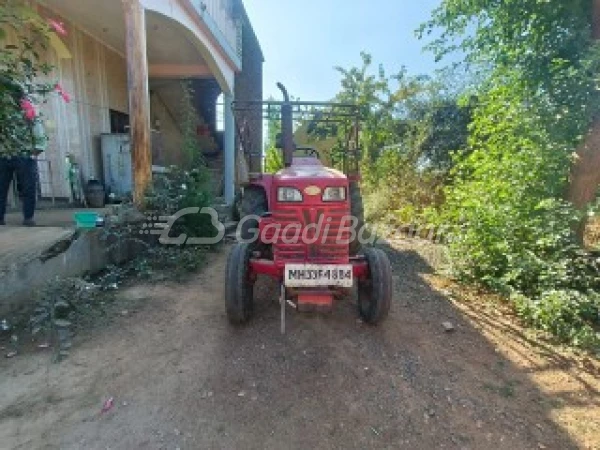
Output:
top-left (567, 0), bottom-right (600, 242)
top-left (567, 122), bottom-right (600, 234)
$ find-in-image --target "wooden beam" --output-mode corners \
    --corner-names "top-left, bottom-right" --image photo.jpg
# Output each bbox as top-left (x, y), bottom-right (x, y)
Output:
top-left (123, 0), bottom-right (152, 207)
top-left (149, 64), bottom-right (213, 78)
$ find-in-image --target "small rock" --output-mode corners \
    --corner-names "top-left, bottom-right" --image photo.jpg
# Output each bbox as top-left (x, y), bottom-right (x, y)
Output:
top-left (442, 322), bottom-right (455, 332)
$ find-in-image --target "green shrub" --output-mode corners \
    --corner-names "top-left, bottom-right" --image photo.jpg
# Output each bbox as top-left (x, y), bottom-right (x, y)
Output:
top-left (513, 290), bottom-right (600, 350)
top-left (146, 167), bottom-right (215, 240)
top-left (441, 83), bottom-right (600, 350)
top-left (264, 146), bottom-right (283, 173)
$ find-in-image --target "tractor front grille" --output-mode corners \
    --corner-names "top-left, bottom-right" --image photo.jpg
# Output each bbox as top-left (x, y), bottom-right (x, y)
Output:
top-left (270, 207), bottom-right (350, 263)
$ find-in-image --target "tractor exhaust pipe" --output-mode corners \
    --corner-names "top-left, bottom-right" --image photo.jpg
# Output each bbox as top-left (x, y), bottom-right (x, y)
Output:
top-left (277, 82), bottom-right (295, 167)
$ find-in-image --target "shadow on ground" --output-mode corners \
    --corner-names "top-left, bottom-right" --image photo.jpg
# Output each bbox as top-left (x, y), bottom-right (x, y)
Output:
top-left (196, 245), bottom-right (588, 449)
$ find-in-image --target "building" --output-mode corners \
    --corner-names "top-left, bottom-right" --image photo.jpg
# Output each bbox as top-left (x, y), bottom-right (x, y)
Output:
top-left (20, 0), bottom-right (263, 204)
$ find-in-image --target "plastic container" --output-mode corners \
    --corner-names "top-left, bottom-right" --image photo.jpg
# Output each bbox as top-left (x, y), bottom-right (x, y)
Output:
top-left (74, 211), bottom-right (99, 229)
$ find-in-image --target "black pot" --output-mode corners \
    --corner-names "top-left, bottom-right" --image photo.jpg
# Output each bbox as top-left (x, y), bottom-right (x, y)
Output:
top-left (85, 179), bottom-right (106, 208)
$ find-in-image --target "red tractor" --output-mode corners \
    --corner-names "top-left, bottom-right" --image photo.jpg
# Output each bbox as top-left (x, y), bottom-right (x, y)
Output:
top-left (226, 83), bottom-right (392, 332)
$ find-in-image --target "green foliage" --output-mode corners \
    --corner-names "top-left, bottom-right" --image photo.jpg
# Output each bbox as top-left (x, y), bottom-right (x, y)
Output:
top-left (0, 1), bottom-right (60, 155)
top-left (146, 167), bottom-right (214, 240)
top-left (363, 146), bottom-right (445, 224)
top-left (179, 81), bottom-right (206, 168)
top-left (421, 1), bottom-right (600, 350)
top-left (325, 53), bottom-right (470, 224)
top-left (263, 97), bottom-right (283, 173)
top-left (514, 290), bottom-right (600, 350)
top-left (264, 146), bottom-right (283, 173)
top-left (144, 80), bottom-right (215, 239)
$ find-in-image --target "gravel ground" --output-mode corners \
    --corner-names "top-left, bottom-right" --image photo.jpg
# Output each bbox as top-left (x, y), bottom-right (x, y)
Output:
top-left (0, 240), bottom-right (598, 449)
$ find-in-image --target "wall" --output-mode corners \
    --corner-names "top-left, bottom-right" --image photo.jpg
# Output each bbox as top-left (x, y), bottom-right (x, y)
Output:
top-left (35, 6), bottom-right (129, 198)
top-left (234, 8), bottom-right (264, 173)
top-left (0, 228), bottom-right (146, 317)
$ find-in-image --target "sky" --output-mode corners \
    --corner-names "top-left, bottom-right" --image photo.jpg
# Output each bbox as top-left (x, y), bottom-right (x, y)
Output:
top-left (243, 0), bottom-right (445, 101)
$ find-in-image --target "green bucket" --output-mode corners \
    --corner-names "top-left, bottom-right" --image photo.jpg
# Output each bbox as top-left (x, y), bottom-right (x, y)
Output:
top-left (74, 211), bottom-right (98, 229)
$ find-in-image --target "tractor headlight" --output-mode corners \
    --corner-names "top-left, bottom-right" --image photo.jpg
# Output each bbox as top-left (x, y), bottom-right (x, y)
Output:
top-left (322, 187), bottom-right (346, 202)
top-left (277, 187), bottom-right (303, 202)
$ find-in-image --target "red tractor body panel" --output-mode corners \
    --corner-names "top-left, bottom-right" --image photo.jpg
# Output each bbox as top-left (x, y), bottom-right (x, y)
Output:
top-left (248, 156), bottom-right (367, 311)
top-left (256, 158), bottom-right (351, 268)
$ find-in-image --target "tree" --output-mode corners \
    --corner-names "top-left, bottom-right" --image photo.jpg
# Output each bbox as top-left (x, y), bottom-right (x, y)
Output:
top-left (0, 2), bottom-right (69, 155)
top-left (419, 0), bottom-right (600, 240)
top-left (419, 0), bottom-right (600, 349)
top-left (263, 98), bottom-right (283, 173)
top-left (568, 0), bottom-right (600, 234)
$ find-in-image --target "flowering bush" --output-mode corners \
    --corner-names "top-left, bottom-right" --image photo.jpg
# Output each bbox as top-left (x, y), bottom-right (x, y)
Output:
top-left (0, 1), bottom-right (69, 156)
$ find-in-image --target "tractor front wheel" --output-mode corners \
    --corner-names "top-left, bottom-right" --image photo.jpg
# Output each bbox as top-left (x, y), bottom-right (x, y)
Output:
top-left (358, 247), bottom-right (392, 324)
top-left (240, 187), bottom-right (268, 242)
top-left (225, 243), bottom-right (254, 324)
top-left (349, 182), bottom-right (365, 255)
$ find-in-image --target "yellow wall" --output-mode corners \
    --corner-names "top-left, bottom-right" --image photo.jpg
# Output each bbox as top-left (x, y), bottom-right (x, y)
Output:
top-left (149, 84), bottom-right (185, 167)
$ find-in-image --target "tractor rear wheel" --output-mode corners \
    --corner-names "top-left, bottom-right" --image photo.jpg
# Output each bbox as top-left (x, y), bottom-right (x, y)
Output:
top-left (240, 187), bottom-right (268, 242)
top-left (225, 243), bottom-right (254, 324)
top-left (349, 182), bottom-right (365, 255)
top-left (358, 247), bottom-right (392, 324)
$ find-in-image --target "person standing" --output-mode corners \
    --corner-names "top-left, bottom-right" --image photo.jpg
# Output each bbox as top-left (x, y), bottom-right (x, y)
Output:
top-left (0, 78), bottom-right (47, 227)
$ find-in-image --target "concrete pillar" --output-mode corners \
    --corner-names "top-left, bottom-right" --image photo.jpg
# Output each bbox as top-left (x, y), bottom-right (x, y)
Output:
top-left (123, 0), bottom-right (152, 206)
top-left (223, 91), bottom-right (235, 204)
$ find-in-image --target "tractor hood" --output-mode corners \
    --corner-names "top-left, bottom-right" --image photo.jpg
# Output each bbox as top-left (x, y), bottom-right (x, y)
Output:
top-left (275, 158), bottom-right (346, 180)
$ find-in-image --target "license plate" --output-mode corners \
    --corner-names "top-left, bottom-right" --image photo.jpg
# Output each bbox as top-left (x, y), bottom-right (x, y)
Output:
top-left (284, 264), bottom-right (353, 287)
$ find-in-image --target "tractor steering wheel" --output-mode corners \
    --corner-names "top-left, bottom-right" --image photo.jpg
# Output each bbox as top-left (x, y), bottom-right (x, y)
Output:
top-left (296, 146), bottom-right (320, 159)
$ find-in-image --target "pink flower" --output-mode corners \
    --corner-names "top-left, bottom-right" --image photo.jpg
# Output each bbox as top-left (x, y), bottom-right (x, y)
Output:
top-left (48, 19), bottom-right (67, 36)
top-left (55, 84), bottom-right (71, 103)
top-left (20, 99), bottom-right (36, 121)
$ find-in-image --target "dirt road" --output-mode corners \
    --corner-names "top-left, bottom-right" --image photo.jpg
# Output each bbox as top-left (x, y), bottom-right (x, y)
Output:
top-left (1, 241), bottom-right (598, 449)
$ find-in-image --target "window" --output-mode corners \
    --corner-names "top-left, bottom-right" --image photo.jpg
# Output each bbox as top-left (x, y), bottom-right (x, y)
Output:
top-left (110, 110), bottom-right (129, 134)
top-left (216, 93), bottom-right (224, 132)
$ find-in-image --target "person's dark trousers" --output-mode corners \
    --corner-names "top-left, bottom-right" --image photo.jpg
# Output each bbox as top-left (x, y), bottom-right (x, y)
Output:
top-left (0, 156), bottom-right (37, 222)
